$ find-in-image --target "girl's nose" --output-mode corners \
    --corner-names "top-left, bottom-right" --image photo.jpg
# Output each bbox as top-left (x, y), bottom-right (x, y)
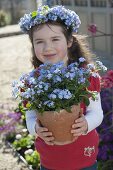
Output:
top-left (44, 41), bottom-right (53, 52)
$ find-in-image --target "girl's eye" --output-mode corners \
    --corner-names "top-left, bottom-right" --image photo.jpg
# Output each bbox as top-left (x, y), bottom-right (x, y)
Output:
top-left (53, 39), bottom-right (59, 41)
top-left (36, 41), bottom-right (43, 44)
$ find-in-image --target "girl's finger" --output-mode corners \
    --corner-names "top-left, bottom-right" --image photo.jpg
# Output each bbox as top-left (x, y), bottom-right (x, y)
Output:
top-left (38, 127), bottom-right (49, 133)
top-left (71, 128), bottom-right (83, 136)
top-left (71, 128), bottom-right (82, 134)
top-left (42, 132), bottom-right (53, 137)
top-left (73, 132), bottom-right (83, 137)
top-left (73, 136), bottom-right (79, 141)
top-left (72, 122), bottom-right (84, 129)
top-left (45, 136), bottom-right (54, 142)
top-left (75, 115), bottom-right (85, 123)
top-left (45, 141), bottom-right (54, 145)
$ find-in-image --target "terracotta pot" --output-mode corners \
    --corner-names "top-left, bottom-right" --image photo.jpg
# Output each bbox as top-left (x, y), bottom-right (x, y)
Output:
top-left (37, 104), bottom-right (80, 145)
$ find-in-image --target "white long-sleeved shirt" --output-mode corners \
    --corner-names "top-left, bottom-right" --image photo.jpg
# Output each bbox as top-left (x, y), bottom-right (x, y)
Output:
top-left (26, 93), bottom-right (103, 135)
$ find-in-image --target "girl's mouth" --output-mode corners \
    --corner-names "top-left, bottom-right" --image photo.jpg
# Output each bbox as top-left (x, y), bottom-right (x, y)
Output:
top-left (44, 54), bottom-right (56, 58)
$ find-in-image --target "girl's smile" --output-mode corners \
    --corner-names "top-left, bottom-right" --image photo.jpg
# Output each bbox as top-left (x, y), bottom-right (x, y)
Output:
top-left (33, 24), bottom-right (72, 64)
top-left (43, 54), bottom-right (57, 58)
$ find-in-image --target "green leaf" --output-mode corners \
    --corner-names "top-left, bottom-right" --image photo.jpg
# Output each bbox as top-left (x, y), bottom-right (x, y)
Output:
top-left (84, 98), bottom-right (90, 106)
top-left (80, 95), bottom-right (90, 106)
top-left (65, 107), bottom-right (72, 113)
top-left (43, 5), bottom-right (49, 10)
top-left (31, 11), bottom-right (38, 18)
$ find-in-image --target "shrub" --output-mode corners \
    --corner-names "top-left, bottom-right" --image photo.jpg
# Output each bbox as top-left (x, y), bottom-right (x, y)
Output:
top-left (0, 10), bottom-right (7, 27)
top-left (25, 150), bottom-right (40, 170)
top-left (101, 160), bottom-right (113, 170)
top-left (97, 70), bottom-right (113, 168)
top-left (13, 133), bottom-right (34, 156)
top-left (97, 88), bottom-right (113, 160)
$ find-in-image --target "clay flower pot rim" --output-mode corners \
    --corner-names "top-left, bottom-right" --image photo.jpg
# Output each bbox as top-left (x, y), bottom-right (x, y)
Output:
top-left (38, 104), bottom-right (80, 115)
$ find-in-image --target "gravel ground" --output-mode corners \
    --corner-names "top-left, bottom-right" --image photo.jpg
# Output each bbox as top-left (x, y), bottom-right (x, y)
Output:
top-left (0, 34), bottom-right (34, 170)
top-left (0, 34), bottom-right (32, 104)
top-left (0, 140), bottom-right (29, 170)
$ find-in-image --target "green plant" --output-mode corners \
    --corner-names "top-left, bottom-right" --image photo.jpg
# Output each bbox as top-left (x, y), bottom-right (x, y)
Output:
top-left (101, 160), bottom-right (113, 170)
top-left (97, 160), bottom-right (113, 170)
top-left (25, 151), bottom-right (40, 170)
top-left (13, 134), bottom-right (34, 156)
top-left (15, 104), bottom-right (26, 126)
top-left (0, 10), bottom-right (7, 27)
top-left (97, 161), bottom-right (104, 170)
top-left (5, 12), bottom-right (11, 25)
top-left (12, 59), bottom-right (106, 114)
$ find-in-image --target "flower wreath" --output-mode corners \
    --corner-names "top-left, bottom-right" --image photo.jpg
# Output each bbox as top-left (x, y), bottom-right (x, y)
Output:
top-left (19, 5), bottom-right (81, 33)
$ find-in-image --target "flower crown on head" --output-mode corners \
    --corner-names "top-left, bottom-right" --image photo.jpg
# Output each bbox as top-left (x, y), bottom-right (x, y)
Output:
top-left (19, 5), bottom-right (81, 33)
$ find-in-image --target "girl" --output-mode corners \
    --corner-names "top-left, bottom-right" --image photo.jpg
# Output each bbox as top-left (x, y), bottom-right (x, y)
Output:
top-left (19, 5), bottom-right (103, 170)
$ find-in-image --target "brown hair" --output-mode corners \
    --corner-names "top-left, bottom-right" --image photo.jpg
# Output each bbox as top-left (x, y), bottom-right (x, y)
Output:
top-left (28, 21), bottom-right (94, 68)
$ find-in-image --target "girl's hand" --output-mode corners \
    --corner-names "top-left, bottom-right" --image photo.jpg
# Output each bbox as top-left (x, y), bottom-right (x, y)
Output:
top-left (71, 112), bottom-right (88, 137)
top-left (35, 120), bottom-right (55, 145)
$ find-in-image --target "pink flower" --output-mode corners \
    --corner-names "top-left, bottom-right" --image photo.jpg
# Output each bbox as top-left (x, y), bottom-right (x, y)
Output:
top-left (101, 70), bottom-right (113, 88)
top-left (107, 70), bottom-right (113, 78)
top-left (88, 24), bottom-right (97, 34)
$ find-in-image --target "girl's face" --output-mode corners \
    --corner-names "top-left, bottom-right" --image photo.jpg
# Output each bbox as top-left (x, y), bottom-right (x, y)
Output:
top-left (33, 24), bottom-right (72, 65)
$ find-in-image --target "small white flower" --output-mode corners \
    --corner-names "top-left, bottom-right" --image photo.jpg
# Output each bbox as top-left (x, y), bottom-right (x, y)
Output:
top-left (24, 149), bottom-right (34, 155)
top-left (16, 134), bottom-right (22, 140)
top-left (28, 134), bottom-right (32, 138)
top-left (87, 63), bottom-right (95, 69)
top-left (22, 128), bottom-right (28, 133)
top-left (27, 145), bottom-right (32, 148)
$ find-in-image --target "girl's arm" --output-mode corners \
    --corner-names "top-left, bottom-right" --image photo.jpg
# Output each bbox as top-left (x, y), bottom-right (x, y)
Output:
top-left (85, 92), bottom-right (103, 133)
top-left (71, 93), bottom-right (103, 136)
top-left (84, 75), bottom-right (103, 133)
top-left (25, 110), bottom-right (37, 135)
top-left (26, 110), bottom-right (54, 145)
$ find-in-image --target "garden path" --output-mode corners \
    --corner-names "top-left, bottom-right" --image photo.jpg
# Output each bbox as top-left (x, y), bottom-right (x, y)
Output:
top-left (0, 33), bottom-right (33, 169)
top-left (0, 139), bottom-right (29, 170)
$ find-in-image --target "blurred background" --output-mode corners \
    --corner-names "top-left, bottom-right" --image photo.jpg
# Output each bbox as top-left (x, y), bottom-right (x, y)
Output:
top-left (0, 1), bottom-right (113, 170)
top-left (0, 0), bottom-right (113, 68)
top-left (0, 0), bottom-right (113, 103)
